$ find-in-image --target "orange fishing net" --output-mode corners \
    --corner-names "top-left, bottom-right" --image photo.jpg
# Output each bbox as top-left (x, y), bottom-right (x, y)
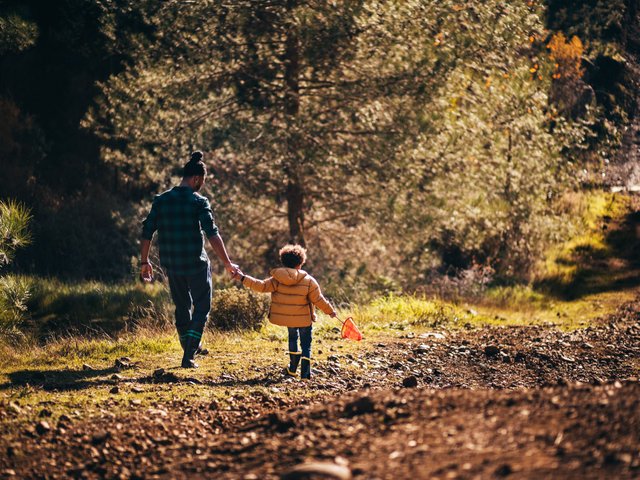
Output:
top-left (341, 317), bottom-right (362, 341)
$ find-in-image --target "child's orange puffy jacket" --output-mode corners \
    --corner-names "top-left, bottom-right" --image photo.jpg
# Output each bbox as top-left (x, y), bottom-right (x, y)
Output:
top-left (241, 268), bottom-right (335, 327)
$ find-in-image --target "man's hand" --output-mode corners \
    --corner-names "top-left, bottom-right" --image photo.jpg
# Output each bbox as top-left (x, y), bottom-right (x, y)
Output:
top-left (224, 262), bottom-right (239, 277)
top-left (140, 263), bottom-right (153, 283)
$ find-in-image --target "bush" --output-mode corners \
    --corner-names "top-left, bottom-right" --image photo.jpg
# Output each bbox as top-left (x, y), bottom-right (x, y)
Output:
top-left (209, 287), bottom-right (269, 331)
top-left (0, 200), bottom-right (32, 344)
top-left (0, 275), bottom-right (31, 342)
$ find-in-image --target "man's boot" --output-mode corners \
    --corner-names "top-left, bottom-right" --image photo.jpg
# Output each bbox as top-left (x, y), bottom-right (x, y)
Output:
top-left (179, 332), bottom-right (205, 356)
top-left (286, 352), bottom-right (302, 376)
top-left (300, 357), bottom-right (311, 379)
top-left (181, 336), bottom-right (199, 368)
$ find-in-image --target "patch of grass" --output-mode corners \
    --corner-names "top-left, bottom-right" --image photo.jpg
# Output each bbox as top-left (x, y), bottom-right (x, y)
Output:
top-left (25, 276), bottom-right (172, 339)
top-left (536, 191), bottom-right (635, 296)
top-left (464, 191), bottom-right (640, 327)
top-left (0, 318), bottom-right (371, 437)
top-left (350, 294), bottom-right (459, 330)
top-left (3, 191), bottom-right (639, 440)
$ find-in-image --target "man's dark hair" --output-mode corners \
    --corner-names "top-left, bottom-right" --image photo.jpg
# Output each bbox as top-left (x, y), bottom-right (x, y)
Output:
top-left (183, 151), bottom-right (206, 177)
top-left (279, 244), bottom-right (307, 268)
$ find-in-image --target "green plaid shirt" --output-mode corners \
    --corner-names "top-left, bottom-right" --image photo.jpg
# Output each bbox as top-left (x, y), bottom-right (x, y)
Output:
top-left (142, 186), bottom-right (219, 275)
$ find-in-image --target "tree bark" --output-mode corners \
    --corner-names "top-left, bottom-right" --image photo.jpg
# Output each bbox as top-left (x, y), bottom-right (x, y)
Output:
top-left (286, 179), bottom-right (305, 246)
top-left (283, 0), bottom-right (305, 246)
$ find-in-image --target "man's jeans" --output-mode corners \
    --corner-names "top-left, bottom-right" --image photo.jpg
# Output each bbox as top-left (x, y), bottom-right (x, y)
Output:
top-left (167, 266), bottom-right (212, 348)
top-left (288, 326), bottom-right (312, 358)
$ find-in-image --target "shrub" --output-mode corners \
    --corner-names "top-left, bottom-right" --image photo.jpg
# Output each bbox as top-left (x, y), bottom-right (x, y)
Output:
top-left (209, 287), bottom-right (269, 331)
top-left (0, 200), bottom-right (31, 344)
top-left (0, 200), bottom-right (31, 268)
top-left (0, 275), bottom-right (31, 342)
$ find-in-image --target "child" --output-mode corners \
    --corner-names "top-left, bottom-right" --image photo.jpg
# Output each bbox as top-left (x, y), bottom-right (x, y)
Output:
top-left (235, 244), bottom-right (337, 379)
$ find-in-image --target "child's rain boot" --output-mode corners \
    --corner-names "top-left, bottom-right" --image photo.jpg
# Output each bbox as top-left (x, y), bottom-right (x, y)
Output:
top-left (300, 357), bottom-right (311, 379)
top-left (287, 352), bottom-right (302, 376)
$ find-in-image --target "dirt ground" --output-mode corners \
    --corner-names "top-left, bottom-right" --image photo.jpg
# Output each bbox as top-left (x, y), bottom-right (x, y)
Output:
top-left (1, 299), bottom-right (639, 480)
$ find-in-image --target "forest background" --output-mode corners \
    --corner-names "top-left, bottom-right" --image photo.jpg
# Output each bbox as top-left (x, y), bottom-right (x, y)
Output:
top-left (1, 0), bottom-right (639, 342)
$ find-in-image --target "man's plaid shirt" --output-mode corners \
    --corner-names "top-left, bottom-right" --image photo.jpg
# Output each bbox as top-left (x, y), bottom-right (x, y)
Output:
top-left (142, 186), bottom-right (219, 275)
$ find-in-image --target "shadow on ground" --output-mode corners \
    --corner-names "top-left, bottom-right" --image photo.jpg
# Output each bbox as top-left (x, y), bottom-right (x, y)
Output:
top-left (2, 367), bottom-right (119, 391)
top-left (2, 366), bottom-right (288, 392)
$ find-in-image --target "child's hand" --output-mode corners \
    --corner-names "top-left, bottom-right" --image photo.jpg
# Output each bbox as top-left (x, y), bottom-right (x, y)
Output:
top-left (330, 312), bottom-right (338, 319)
top-left (233, 268), bottom-right (244, 280)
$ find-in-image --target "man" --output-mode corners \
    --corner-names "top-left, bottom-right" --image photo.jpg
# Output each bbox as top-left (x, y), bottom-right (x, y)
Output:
top-left (140, 151), bottom-right (237, 368)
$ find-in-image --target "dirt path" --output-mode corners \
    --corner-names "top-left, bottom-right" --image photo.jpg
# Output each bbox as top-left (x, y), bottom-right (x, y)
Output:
top-left (1, 301), bottom-right (639, 479)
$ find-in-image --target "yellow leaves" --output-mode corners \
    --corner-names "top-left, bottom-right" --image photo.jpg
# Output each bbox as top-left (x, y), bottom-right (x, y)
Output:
top-left (547, 32), bottom-right (584, 81)
top-left (452, 5), bottom-right (465, 12)
top-left (434, 32), bottom-right (445, 46)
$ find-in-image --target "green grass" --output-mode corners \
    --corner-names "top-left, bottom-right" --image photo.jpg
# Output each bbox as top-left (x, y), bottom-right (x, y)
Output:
top-left (2, 190), bottom-right (638, 438)
top-left (0, 318), bottom-right (372, 437)
top-left (466, 191), bottom-right (640, 326)
top-left (536, 191), bottom-right (636, 296)
top-left (24, 276), bottom-right (172, 339)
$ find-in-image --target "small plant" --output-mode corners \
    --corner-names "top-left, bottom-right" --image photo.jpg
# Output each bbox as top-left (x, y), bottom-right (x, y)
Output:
top-left (0, 275), bottom-right (31, 341)
top-left (0, 200), bottom-right (32, 343)
top-left (209, 288), bottom-right (269, 331)
top-left (0, 200), bottom-right (31, 268)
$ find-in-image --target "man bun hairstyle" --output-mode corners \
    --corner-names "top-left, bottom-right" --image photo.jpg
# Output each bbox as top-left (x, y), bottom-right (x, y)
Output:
top-left (279, 244), bottom-right (307, 268)
top-left (183, 150), bottom-right (206, 177)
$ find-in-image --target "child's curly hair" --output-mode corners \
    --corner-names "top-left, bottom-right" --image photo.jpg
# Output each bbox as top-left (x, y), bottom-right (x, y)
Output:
top-left (279, 244), bottom-right (307, 268)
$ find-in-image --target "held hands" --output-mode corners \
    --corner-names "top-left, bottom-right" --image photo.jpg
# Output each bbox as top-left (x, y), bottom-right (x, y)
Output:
top-left (232, 267), bottom-right (244, 281)
top-left (224, 262), bottom-right (240, 278)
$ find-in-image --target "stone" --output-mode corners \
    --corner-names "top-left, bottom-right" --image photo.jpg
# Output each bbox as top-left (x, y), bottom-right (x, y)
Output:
top-left (8, 402), bottom-right (23, 415)
top-left (402, 375), bottom-right (419, 388)
top-left (344, 396), bottom-right (376, 417)
top-left (484, 345), bottom-right (500, 357)
top-left (266, 412), bottom-right (294, 433)
top-left (495, 463), bottom-right (513, 476)
top-left (58, 414), bottom-right (71, 424)
top-left (281, 462), bottom-right (352, 480)
top-left (35, 420), bottom-right (51, 435)
top-left (91, 431), bottom-right (110, 445)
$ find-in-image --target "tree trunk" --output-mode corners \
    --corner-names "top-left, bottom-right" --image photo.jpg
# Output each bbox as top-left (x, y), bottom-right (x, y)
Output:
top-left (283, 1), bottom-right (305, 246)
top-left (286, 179), bottom-right (305, 246)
